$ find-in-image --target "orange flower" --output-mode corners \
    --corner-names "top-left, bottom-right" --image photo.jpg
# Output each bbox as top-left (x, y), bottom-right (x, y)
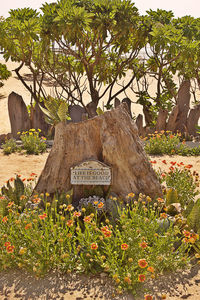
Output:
top-left (157, 197), bottom-right (164, 203)
top-left (124, 276), bottom-right (132, 284)
top-left (144, 295), bottom-right (153, 300)
top-left (84, 216), bottom-right (92, 223)
top-left (2, 216), bottom-right (8, 223)
top-left (101, 226), bottom-right (109, 233)
top-left (98, 202), bottom-right (104, 208)
top-left (147, 266), bottom-right (155, 273)
top-left (91, 243), bottom-right (98, 250)
top-left (103, 230), bottom-right (112, 238)
top-left (30, 173), bottom-right (37, 176)
top-left (66, 219), bottom-right (74, 227)
top-left (66, 204), bottom-right (74, 211)
top-left (160, 213), bottom-right (167, 219)
top-left (6, 245), bottom-right (15, 253)
top-left (138, 259), bottom-right (148, 268)
top-left (121, 243), bottom-right (129, 250)
top-left (139, 241), bottom-right (148, 249)
top-left (25, 223), bottom-right (32, 230)
top-left (7, 201), bottom-right (14, 208)
top-left (32, 197), bottom-right (41, 204)
top-left (183, 230), bottom-right (190, 238)
top-left (150, 160), bottom-right (157, 164)
top-left (185, 164), bottom-right (193, 169)
top-left (138, 274), bottom-right (146, 282)
top-left (4, 242), bottom-right (11, 247)
top-left (39, 213), bottom-right (47, 220)
top-left (73, 211), bottom-right (81, 218)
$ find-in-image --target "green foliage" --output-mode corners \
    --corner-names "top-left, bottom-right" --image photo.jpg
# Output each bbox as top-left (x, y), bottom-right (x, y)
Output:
top-left (160, 164), bottom-right (198, 208)
top-left (39, 96), bottom-right (71, 125)
top-left (0, 63), bottom-right (11, 87)
top-left (19, 129), bottom-right (47, 155)
top-left (166, 188), bottom-right (179, 206)
top-left (0, 175), bottom-right (33, 215)
top-left (186, 200), bottom-right (200, 233)
top-left (2, 138), bottom-right (17, 155)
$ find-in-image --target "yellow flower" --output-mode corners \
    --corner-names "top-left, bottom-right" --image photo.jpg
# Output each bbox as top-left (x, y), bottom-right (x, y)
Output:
top-left (19, 247), bottom-right (27, 255)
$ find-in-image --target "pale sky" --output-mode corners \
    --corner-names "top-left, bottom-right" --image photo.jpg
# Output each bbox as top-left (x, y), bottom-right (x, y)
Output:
top-left (1, 0), bottom-right (200, 18)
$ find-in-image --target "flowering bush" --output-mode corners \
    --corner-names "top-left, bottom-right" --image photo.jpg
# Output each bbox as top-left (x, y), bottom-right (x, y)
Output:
top-left (2, 138), bottom-right (18, 155)
top-left (18, 129), bottom-right (47, 155)
top-left (0, 192), bottom-right (193, 297)
top-left (144, 130), bottom-right (200, 156)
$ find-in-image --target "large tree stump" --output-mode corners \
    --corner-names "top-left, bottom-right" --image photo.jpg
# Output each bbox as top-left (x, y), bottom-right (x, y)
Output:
top-left (34, 104), bottom-right (162, 202)
top-left (8, 92), bottom-right (31, 138)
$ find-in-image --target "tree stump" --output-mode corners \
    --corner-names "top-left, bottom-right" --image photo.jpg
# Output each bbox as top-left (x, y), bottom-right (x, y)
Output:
top-left (8, 92), bottom-right (31, 138)
top-left (34, 104), bottom-right (162, 203)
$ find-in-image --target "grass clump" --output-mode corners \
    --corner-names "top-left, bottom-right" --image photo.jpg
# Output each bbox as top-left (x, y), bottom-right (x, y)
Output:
top-left (2, 138), bottom-right (18, 155)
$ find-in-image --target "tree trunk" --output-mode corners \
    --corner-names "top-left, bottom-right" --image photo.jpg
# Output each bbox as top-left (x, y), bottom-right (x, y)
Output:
top-left (34, 104), bottom-right (162, 203)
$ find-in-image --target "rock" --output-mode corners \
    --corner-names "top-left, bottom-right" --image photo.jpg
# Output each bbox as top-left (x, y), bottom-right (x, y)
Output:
top-left (156, 109), bottom-right (168, 132)
top-left (122, 97), bottom-right (132, 117)
top-left (135, 114), bottom-right (146, 137)
top-left (187, 104), bottom-right (200, 136)
top-left (8, 92), bottom-right (31, 138)
top-left (167, 80), bottom-right (191, 133)
top-left (34, 103), bottom-right (162, 203)
top-left (68, 105), bottom-right (87, 123)
top-left (114, 97), bottom-right (120, 108)
top-left (31, 103), bottom-right (50, 135)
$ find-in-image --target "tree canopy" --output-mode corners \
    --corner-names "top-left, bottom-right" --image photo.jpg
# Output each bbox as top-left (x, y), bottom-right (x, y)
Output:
top-left (0, 0), bottom-right (200, 123)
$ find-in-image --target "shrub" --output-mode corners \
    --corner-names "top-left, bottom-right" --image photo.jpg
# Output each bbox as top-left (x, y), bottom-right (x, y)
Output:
top-left (19, 129), bottom-right (47, 155)
top-left (0, 193), bottom-right (192, 297)
top-left (144, 131), bottom-right (200, 156)
top-left (2, 138), bottom-right (18, 155)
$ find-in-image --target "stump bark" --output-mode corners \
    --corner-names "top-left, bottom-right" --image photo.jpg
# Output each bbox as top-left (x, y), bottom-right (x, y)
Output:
top-left (34, 104), bottom-right (162, 202)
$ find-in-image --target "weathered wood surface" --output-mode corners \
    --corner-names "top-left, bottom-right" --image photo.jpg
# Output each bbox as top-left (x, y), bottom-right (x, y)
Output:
top-left (35, 103), bottom-right (162, 202)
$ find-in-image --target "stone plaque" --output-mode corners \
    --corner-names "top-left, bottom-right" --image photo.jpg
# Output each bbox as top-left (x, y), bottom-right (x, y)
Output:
top-left (71, 160), bottom-right (112, 185)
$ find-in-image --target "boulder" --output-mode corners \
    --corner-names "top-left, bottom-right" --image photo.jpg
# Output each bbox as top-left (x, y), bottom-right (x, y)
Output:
top-left (8, 92), bottom-right (31, 138)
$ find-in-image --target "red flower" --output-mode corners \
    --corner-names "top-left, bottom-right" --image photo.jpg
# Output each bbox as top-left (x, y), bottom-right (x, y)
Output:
top-left (170, 161), bottom-right (176, 165)
top-left (162, 160), bottom-right (167, 164)
top-left (39, 213), bottom-right (47, 220)
top-left (91, 243), bottom-right (98, 250)
top-left (6, 245), bottom-right (15, 253)
top-left (121, 243), bottom-right (129, 250)
top-left (66, 219), bottom-right (74, 227)
top-left (138, 259), bottom-right (148, 268)
top-left (2, 216), bottom-right (8, 223)
top-left (138, 274), bottom-right (146, 282)
top-left (84, 216), bottom-right (92, 223)
top-left (144, 295), bottom-right (153, 300)
top-left (139, 242), bottom-right (148, 249)
top-left (150, 160), bottom-right (157, 164)
top-left (73, 211), bottom-right (81, 218)
top-left (185, 164), bottom-right (193, 169)
top-left (103, 230), bottom-right (112, 238)
top-left (4, 242), bottom-right (11, 247)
